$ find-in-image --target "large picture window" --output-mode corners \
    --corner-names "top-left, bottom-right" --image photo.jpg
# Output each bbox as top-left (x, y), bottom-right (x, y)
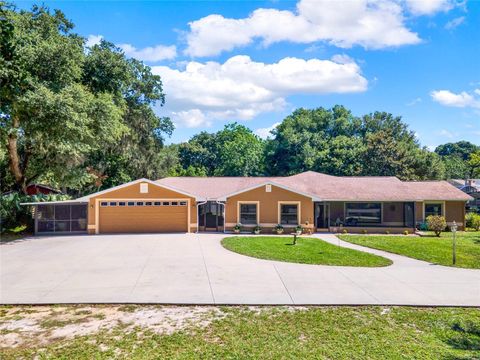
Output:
top-left (239, 203), bottom-right (257, 225)
top-left (345, 203), bottom-right (381, 225)
top-left (425, 203), bottom-right (442, 218)
top-left (280, 204), bottom-right (299, 225)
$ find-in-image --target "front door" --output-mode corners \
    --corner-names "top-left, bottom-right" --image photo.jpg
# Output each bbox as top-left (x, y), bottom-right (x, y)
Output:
top-left (315, 203), bottom-right (329, 229)
top-left (199, 202), bottom-right (224, 231)
top-left (404, 202), bottom-right (415, 227)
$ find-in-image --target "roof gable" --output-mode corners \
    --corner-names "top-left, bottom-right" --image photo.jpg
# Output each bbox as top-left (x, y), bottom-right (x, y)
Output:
top-left (77, 178), bottom-right (201, 201)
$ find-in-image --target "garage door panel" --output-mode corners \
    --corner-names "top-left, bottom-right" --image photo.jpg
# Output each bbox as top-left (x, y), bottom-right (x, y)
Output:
top-left (99, 204), bottom-right (188, 233)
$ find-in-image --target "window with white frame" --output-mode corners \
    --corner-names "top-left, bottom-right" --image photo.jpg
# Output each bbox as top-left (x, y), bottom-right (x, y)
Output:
top-left (425, 203), bottom-right (442, 218)
top-left (280, 204), bottom-right (298, 225)
top-left (240, 203), bottom-right (257, 225)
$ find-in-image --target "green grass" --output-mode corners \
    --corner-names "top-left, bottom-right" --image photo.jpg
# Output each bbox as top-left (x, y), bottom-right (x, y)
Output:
top-left (339, 231), bottom-right (480, 269)
top-left (221, 236), bottom-right (392, 267)
top-left (1, 306), bottom-right (479, 359)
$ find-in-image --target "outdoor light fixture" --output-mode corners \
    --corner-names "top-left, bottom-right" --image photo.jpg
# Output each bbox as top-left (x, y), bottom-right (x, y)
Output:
top-left (451, 220), bottom-right (458, 265)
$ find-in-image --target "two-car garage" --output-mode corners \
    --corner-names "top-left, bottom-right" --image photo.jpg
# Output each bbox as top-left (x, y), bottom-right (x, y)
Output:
top-left (27, 179), bottom-right (196, 235)
top-left (87, 179), bottom-right (196, 234)
top-left (98, 200), bottom-right (189, 233)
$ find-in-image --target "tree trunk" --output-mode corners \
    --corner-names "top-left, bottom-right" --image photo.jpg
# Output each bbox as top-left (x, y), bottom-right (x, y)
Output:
top-left (6, 116), bottom-right (27, 194)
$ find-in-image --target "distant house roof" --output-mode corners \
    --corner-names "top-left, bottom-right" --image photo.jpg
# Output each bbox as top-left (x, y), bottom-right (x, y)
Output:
top-left (448, 179), bottom-right (480, 193)
top-left (157, 171), bottom-right (473, 202)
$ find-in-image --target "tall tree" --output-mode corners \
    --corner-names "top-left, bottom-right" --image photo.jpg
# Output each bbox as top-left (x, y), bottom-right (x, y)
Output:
top-left (0, 5), bottom-right (125, 193)
top-left (178, 123), bottom-right (265, 176)
top-left (468, 150), bottom-right (480, 178)
top-left (82, 41), bottom-right (173, 191)
top-left (435, 141), bottom-right (479, 179)
top-left (0, 5), bottom-right (173, 194)
top-left (265, 106), bottom-right (363, 176)
top-left (265, 107), bottom-right (445, 179)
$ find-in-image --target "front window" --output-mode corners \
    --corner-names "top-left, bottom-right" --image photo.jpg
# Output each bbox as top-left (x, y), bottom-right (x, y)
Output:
top-left (345, 203), bottom-right (381, 225)
top-left (425, 203), bottom-right (442, 218)
top-left (240, 204), bottom-right (257, 225)
top-left (280, 204), bottom-right (298, 225)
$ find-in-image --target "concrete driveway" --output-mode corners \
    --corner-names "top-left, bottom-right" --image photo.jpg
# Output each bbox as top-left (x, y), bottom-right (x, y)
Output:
top-left (1, 233), bottom-right (479, 305)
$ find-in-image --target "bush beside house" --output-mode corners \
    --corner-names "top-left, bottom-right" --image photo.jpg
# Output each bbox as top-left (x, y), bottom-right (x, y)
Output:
top-left (426, 215), bottom-right (447, 237)
top-left (466, 212), bottom-right (480, 231)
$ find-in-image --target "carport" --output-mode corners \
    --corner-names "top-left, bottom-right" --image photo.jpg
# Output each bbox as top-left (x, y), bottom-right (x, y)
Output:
top-left (21, 201), bottom-right (88, 235)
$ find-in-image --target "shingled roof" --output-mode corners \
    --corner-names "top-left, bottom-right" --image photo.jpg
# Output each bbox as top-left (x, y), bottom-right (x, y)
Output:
top-left (156, 171), bottom-right (472, 202)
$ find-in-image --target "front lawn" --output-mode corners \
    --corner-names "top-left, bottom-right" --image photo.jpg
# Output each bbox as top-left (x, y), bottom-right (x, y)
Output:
top-left (339, 231), bottom-right (480, 269)
top-left (1, 305), bottom-right (479, 359)
top-left (221, 236), bottom-right (392, 267)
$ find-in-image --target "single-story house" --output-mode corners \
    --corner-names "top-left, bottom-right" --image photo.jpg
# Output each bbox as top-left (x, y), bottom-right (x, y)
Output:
top-left (22, 171), bottom-right (472, 235)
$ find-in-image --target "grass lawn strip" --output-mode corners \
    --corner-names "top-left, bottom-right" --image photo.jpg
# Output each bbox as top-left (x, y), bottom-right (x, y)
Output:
top-left (1, 305), bottom-right (479, 359)
top-left (338, 231), bottom-right (480, 269)
top-left (221, 236), bottom-right (392, 267)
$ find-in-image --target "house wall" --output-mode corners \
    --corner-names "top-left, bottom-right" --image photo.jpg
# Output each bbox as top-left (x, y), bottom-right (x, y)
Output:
top-left (415, 202), bottom-right (424, 222)
top-left (224, 185), bottom-right (314, 232)
top-left (445, 201), bottom-right (466, 229)
top-left (87, 182), bottom-right (197, 234)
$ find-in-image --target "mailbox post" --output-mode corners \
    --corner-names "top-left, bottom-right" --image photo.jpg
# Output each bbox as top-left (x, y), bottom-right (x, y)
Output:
top-left (451, 220), bottom-right (458, 265)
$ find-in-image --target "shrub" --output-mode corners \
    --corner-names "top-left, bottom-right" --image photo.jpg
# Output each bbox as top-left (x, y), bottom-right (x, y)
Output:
top-left (426, 215), bottom-right (447, 237)
top-left (466, 213), bottom-right (480, 231)
top-left (361, 229), bottom-right (368, 234)
top-left (342, 229), bottom-right (348, 234)
top-left (275, 224), bottom-right (284, 233)
top-left (253, 225), bottom-right (261, 234)
top-left (233, 223), bottom-right (242, 232)
top-left (416, 222), bottom-right (429, 231)
top-left (0, 192), bottom-right (70, 233)
top-left (385, 230), bottom-right (390, 235)
top-left (403, 230), bottom-right (409, 235)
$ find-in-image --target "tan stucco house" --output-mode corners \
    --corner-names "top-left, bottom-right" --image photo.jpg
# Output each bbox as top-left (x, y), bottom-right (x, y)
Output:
top-left (24, 171), bottom-right (472, 235)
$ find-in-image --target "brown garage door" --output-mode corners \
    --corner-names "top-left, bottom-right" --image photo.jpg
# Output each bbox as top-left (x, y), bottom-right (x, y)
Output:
top-left (98, 200), bottom-right (188, 233)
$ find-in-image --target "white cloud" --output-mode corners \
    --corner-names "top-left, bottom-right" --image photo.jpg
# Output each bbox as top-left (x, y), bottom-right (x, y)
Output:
top-left (405, 0), bottom-right (454, 15)
top-left (86, 34), bottom-right (103, 47)
top-left (185, 0), bottom-right (423, 57)
top-left (437, 129), bottom-right (457, 138)
top-left (152, 55), bottom-right (367, 128)
top-left (118, 44), bottom-right (177, 62)
top-left (406, 97), bottom-right (422, 106)
top-left (255, 122), bottom-right (281, 139)
top-left (431, 89), bottom-right (480, 109)
top-left (445, 16), bottom-right (465, 29)
top-left (171, 109), bottom-right (211, 128)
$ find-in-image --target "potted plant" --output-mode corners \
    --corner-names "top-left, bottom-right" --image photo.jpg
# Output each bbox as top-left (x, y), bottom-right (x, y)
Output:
top-left (295, 225), bottom-right (303, 235)
top-left (275, 224), bottom-right (284, 234)
top-left (253, 225), bottom-right (261, 234)
top-left (233, 223), bottom-right (242, 234)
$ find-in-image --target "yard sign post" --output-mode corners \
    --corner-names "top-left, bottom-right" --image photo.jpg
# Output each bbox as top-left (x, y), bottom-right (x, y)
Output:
top-left (451, 221), bottom-right (457, 265)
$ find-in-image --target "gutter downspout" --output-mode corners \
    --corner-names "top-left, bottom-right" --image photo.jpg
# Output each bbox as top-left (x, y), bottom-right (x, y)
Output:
top-left (216, 200), bottom-right (226, 233)
top-left (196, 200), bottom-right (208, 233)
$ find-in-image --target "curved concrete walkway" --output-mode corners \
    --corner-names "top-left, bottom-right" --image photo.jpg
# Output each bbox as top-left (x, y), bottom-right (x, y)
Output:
top-left (1, 233), bottom-right (479, 305)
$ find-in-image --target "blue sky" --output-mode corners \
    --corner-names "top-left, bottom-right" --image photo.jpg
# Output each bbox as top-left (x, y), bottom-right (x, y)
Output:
top-left (16, 0), bottom-right (480, 148)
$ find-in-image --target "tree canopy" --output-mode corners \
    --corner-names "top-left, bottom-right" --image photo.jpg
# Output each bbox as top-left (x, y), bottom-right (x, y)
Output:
top-left (178, 123), bottom-right (265, 176)
top-left (264, 106), bottom-right (445, 180)
top-left (0, 4), bottom-right (172, 194)
top-left (435, 141), bottom-right (480, 179)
